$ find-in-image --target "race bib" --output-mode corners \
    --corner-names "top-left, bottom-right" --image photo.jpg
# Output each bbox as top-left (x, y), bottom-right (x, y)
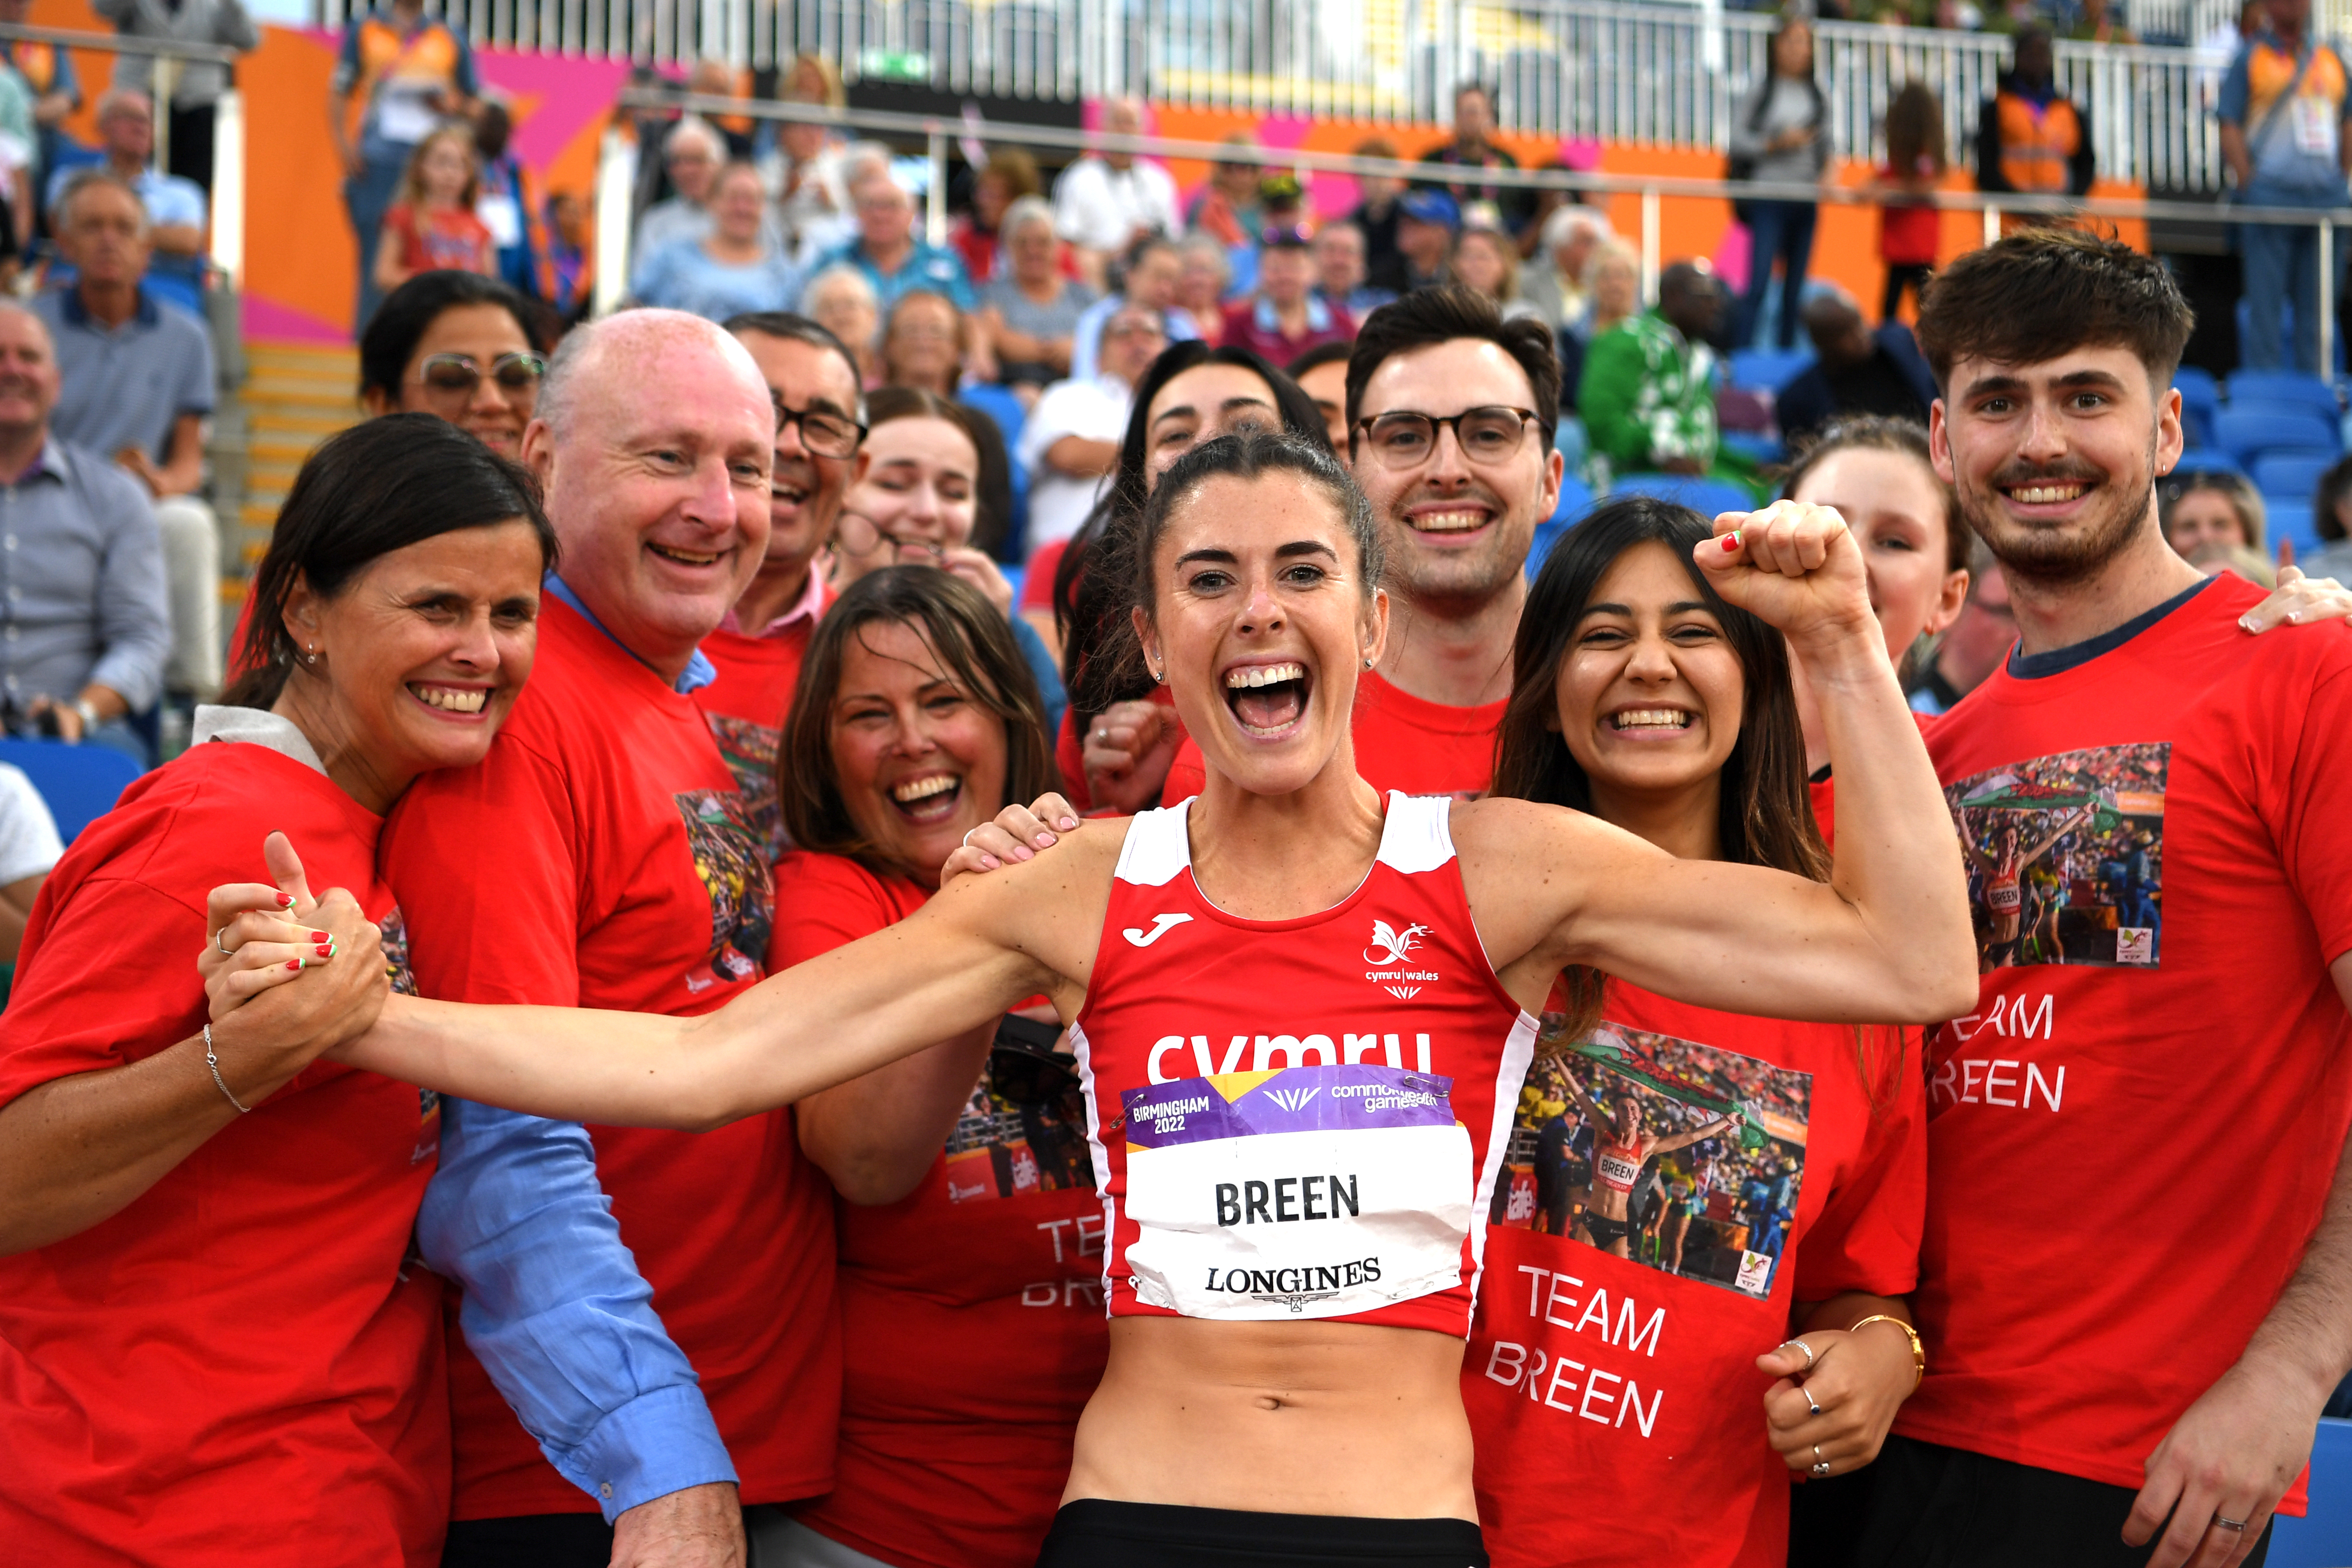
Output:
top-left (2292, 93), bottom-right (2339, 157)
top-left (1122, 1065), bottom-right (1472, 1319)
top-left (1988, 882), bottom-right (2023, 915)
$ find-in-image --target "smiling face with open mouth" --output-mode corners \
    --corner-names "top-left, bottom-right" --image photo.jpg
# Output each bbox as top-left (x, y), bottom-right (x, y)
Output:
top-left (1554, 540), bottom-right (1744, 813)
top-left (1143, 466), bottom-right (1385, 800)
top-left (828, 616), bottom-right (1010, 888)
top-left (730, 329), bottom-right (861, 592)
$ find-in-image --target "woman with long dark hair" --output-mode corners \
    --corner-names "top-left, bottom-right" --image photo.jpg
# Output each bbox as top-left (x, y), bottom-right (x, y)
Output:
top-left (1466, 494), bottom-right (1929, 1567)
top-left (1728, 17), bottom-right (1828, 350)
top-left (759, 567), bottom-right (1102, 1568)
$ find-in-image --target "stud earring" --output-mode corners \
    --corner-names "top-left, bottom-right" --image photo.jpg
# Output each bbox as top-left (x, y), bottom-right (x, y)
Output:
top-left (305, 646), bottom-right (319, 665)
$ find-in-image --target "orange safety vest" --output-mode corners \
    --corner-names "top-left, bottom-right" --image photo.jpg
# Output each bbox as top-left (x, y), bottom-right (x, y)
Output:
top-left (343, 16), bottom-right (467, 143)
top-left (1996, 91), bottom-right (2083, 193)
top-left (3, 41), bottom-right (62, 98)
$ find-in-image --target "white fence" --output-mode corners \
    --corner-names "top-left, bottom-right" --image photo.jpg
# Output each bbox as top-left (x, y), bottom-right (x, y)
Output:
top-left (310, 0), bottom-right (2326, 191)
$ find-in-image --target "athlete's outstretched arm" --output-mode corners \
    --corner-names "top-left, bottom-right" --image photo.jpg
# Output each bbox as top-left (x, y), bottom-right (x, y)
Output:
top-left (206, 838), bottom-right (1102, 1130)
top-left (1464, 502), bottom-right (1977, 1026)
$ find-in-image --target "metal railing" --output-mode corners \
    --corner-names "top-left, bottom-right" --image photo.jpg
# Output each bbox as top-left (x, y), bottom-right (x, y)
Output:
top-left (317, 0), bottom-right (2269, 189)
top-left (604, 90), bottom-right (2352, 363)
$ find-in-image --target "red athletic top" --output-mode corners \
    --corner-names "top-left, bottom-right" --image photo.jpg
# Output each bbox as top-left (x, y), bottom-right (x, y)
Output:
top-left (383, 597), bottom-right (841, 1518)
top-left (1466, 981), bottom-right (1925, 1568)
top-left (1074, 793), bottom-right (1537, 1335)
top-left (770, 852), bottom-right (1108, 1568)
top-left (1904, 577), bottom-right (2352, 1509)
top-left (1162, 671), bottom-right (1506, 805)
top-left (0, 739), bottom-right (447, 1566)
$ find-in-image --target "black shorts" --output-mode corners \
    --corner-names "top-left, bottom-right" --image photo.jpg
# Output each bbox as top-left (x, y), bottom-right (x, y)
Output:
top-left (1036, 1500), bottom-right (1489, 1567)
top-left (1582, 1211), bottom-right (1636, 1249)
top-left (1787, 1433), bottom-right (2275, 1568)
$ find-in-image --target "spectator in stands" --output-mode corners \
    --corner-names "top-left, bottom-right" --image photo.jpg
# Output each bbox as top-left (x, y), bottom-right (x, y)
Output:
top-left (93, 0), bottom-right (259, 192)
top-left (0, 0), bottom-right (82, 210)
top-left (51, 90), bottom-right (209, 319)
top-left (1977, 25), bottom-right (2096, 204)
top-left (977, 195), bottom-right (1097, 403)
top-left (1452, 219), bottom-right (1545, 323)
top-left (803, 262), bottom-right (883, 385)
top-left (1348, 134), bottom-right (1408, 278)
top-left (2310, 453), bottom-right (2352, 578)
top-left (1420, 83), bottom-right (1531, 235)
top-left (0, 303), bottom-right (168, 764)
top-left (1872, 82), bottom-right (1948, 321)
top-left (1174, 232), bottom-right (1233, 346)
top-left (544, 189), bottom-right (592, 319)
top-left (950, 147), bottom-right (1041, 286)
top-left (1052, 96), bottom-right (1181, 288)
top-left (1186, 137), bottom-right (1264, 252)
top-left (819, 171), bottom-right (975, 316)
top-left (632, 161), bottom-right (804, 323)
top-left (2222, 0), bottom-right (2351, 372)
top-left (769, 55), bottom-right (852, 266)
top-left (1559, 237), bottom-right (1641, 417)
top-left (2186, 538), bottom-right (2278, 585)
top-left (0, 65), bottom-right (30, 265)
top-left (1020, 300), bottom-right (1164, 553)
top-left (1521, 204), bottom-right (1610, 334)
top-left (1729, 16), bottom-right (1828, 351)
top-left (1774, 291), bottom-right (1937, 445)
top-left (469, 101), bottom-right (546, 302)
top-left (1288, 338), bottom-right (1354, 449)
top-left (1219, 225), bottom-right (1352, 365)
top-left (1069, 233), bottom-right (1196, 381)
top-left (2068, 0), bottom-right (2137, 44)
top-left (329, 0), bottom-right (479, 328)
top-left (634, 117), bottom-right (786, 263)
top-left (373, 125), bottom-right (494, 300)
top-left (1903, 550), bottom-right (2011, 715)
top-left (0, 758), bottom-right (55, 969)
top-left (38, 172), bottom-right (224, 704)
top-left (1581, 259), bottom-right (1752, 489)
top-left (357, 270), bottom-right (547, 459)
top-left (1369, 187), bottom-right (1459, 297)
top-left (878, 289), bottom-right (967, 396)
top-left (2161, 469), bottom-right (2266, 555)
top-left (1314, 220), bottom-right (1392, 318)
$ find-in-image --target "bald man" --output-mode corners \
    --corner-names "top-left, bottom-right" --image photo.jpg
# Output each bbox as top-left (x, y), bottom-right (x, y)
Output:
top-left (382, 310), bottom-right (838, 1566)
top-left (1052, 95), bottom-right (1183, 286)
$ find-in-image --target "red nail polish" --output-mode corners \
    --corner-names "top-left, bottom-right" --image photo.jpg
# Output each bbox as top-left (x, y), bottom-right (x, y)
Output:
top-left (309, 931), bottom-right (329, 943)
top-left (316, 943), bottom-right (333, 957)
top-left (277, 893), bottom-right (294, 908)
top-left (1721, 532), bottom-right (1741, 553)
top-left (285, 959), bottom-right (303, 971)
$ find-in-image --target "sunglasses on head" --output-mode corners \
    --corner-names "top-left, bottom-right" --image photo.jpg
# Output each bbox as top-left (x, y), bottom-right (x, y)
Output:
top-left (416, 351), bottom-right (548, 397)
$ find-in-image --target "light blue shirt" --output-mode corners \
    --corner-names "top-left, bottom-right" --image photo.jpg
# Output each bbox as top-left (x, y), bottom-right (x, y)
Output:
top-left (629, 237), bottom-right (804, 326)
top-left (46, 162), bottom-right (207, 230)
top-left (815, 233), bottom-right (976, 313)
top-left (542, 573), bottom-right (716, 693)
top-left (1068, 295), bottom-right (1200, 381)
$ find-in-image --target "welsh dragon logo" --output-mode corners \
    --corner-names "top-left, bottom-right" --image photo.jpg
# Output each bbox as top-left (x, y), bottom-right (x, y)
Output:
top-left (1363, 919), bottom-right (1433, 968)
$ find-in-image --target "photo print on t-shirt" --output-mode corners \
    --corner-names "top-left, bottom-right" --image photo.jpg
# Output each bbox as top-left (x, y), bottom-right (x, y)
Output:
top-left (1944, 742), bottom-right (2169, 972)
top-left (378, 907), bottom-right (440, 1161)
top-left (1493, 1020), bottom-right (1812, 1301)
top-left (700, 712), bottom-right (787, 858)
top-left (672, 787), bottom-right (774, 990)
top-left (943, 1037), bottom-right (1099, 1204)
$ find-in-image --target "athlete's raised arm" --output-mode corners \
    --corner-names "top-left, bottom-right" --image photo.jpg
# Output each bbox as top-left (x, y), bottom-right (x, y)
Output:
top-left (1462, 501), bottom-right (1978, 1026)
top-left (205, 832), bottom-right (1117, 1130)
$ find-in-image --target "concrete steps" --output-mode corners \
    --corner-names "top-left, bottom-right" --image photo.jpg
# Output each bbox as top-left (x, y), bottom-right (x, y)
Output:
top-left (220, 339), bottom-right (359, 594)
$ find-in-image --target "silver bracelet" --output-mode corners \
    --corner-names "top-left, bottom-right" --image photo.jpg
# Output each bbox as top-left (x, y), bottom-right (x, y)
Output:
top-left (204, 1024), bottom-right (252, 1114)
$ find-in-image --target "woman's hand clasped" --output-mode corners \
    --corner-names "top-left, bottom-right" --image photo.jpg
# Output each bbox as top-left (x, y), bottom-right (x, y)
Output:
top-left (197, 832), bottom-right (391, 1075)
top-left (1757, 1320), bottom-right (1919, 1480)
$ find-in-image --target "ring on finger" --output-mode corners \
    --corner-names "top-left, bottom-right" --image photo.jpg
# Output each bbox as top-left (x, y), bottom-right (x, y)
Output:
top-left (1810, 1443), bottom-right (1831, 1479)
top-left (2214, 1517), bottom-right (2248, 1534)
top-left (1805, 1387), bottom-right (1823, 1418)
top-left (1784, 1338), bottom-right (1818, 1374)
top-left (961, 829), bottom-right (983, 849)
top-left (214, 926), bottom-right (238, 958)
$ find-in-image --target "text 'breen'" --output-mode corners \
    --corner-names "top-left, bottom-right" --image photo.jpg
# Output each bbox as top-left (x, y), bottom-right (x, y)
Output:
top-left (1215, 1175), bottom-right (1361, 1226)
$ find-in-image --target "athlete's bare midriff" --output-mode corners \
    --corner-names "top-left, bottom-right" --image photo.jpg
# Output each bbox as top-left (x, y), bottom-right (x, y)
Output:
top-left (1062, 1316), bottom-right (1477, 1520)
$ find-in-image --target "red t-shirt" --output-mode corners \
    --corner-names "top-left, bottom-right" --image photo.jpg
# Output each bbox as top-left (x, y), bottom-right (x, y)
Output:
top-left (1902, 576), bottom-right (2352, 1508)
top-left (1465, 981), bottom-right (1924, 1567)
top-left (1218, 297), bottom-right (1357, 368)
top-left (1055, 684), bottom-right (1182, 816)
top-left (1807, 711), bottom-right (1942, 848)
top-left (769, 852), bottom-right (1107, 1568)
top-left (381, 597), bottom-right (841, 1518)
top-left (1876, 163), bottom-right (1942, 266)
top-left (1021, 539), bottom-right (1066, 613)
top-left (0, 740), bottom-right (448, 1566)
top-left (693, 586), bottom-right (829, 856)
top-left (1162, 670), bottom-right (1507, 804)
top-left (387, 201), bottom-right (494, 275)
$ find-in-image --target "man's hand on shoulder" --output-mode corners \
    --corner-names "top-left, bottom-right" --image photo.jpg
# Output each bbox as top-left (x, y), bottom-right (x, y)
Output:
top-left (609, 1482), bottom-right (743, 1568)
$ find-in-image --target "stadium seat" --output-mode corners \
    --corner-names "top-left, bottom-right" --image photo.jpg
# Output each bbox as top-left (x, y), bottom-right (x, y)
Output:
top-left (2268, 1417), bottom-right (2352, 1568)
top-left (2172, 447), bottom-right (2243, 475)
top-left (0, 738), bottom-right (141, 844)
top-left (2267, 500), bottom-right (2321, 560)
top-left (2226, 369), bottom-right (2342, 425)
top-left (1719, 430), bottom-right (1785, 469)
top-left (2171, 367), bottom-right (2221, 450)
top-left (2214, 406), bottom-right (2341, 464)
top-left (2252, 451), bottom-right (2336, 501)
top-left (1527, 477), bottom-right (1598, 581)
top-left (2235, 298), bottom-right (2351, 375)
top-left (1727, 348), bottom-right (1813, 395)
top-left (1610, 473), bottom-right (1758, 519)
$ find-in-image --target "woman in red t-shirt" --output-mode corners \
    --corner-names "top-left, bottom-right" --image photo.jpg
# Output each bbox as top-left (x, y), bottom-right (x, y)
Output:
top-left (759, 565), bottom-right (1106, 1568)
top-left (0, 416), bottom-right (555, 1565)
top-left (374, 124), bottom-right (497, 300)
top-left (1471, 494), bottom-right (1931, 1568)
top-left (1868, 84), bottom-right (1949, 322)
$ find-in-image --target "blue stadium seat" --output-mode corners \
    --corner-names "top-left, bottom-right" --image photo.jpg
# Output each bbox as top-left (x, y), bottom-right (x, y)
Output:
top-left (1727, 348), bottom-right (1813, 395)
top-left (1527, 476), bottom-right (1598, 580)
top-left (2226, 369), bottom-right (2342, 425)
top-left (2267, 500), bottom-right (2321, 560)
top-left (1719, 430), bottom-right (1786, 469)
top-left (2252, 451), bottom-right (2336, 502)
top-left (2214, 405), bottom-right (2341, 464)
top-left (0, 738), bottom-right (141, 843)
top-left (2269, 1418), bottom-right (2352, 1568)
top-left (2171, 367), bottom-right (2221, 450)
top-left (2235, 298), bottom-right (2352, 375)
top-left (1610, 473), bottom-right (1758, 519)
top-left (2172, 447), bottom-right (2243, 475)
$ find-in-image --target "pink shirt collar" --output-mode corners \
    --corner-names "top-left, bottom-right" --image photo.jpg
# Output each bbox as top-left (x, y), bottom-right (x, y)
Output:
top-left (720, 564), bottom-right (829, 638)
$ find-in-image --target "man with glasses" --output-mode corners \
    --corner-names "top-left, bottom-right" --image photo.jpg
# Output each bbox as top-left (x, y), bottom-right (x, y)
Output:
top-left (702, 310), bottom-right (868, 846)
top-left (35, 171), bottom-right (221, 705)
top-left (1164, 284), bottom-right (1560, 801)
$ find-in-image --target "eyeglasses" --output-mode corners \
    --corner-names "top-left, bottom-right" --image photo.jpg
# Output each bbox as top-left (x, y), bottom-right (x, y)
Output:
top-left (774, 399), bottom-right (866, 458)
top-left (1352, 406), bottom-right (1540, 469)
top-left (1259, 223), bottom-right (1314, 249)
top-left (416, 351), bottom-right (547, 399)
top-left (1102, 319), bottom-right (1166, 342)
